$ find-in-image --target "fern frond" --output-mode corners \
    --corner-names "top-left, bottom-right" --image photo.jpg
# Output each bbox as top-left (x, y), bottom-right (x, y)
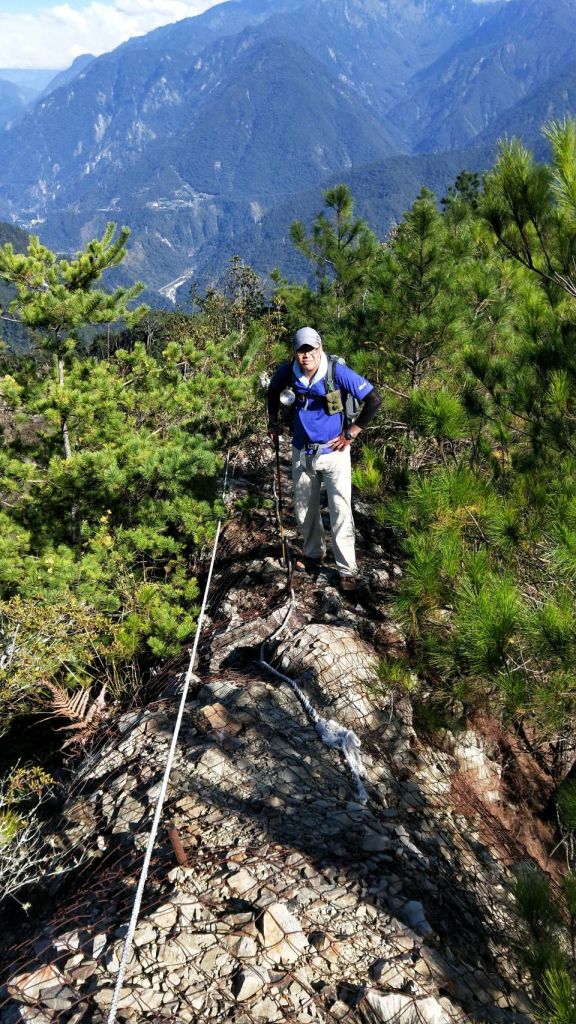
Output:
top-left (38, 682), bottom-right (108, 743)
top-left (44, 682), bottom-right (91, 722)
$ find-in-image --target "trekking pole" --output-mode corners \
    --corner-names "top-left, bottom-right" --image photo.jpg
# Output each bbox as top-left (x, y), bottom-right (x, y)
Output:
top-left (274, 432), bottom-right (288, 568)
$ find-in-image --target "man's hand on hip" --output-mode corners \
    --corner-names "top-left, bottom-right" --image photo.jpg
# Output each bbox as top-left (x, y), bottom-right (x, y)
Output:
top-left (328, 426), bottom-right (361, 451)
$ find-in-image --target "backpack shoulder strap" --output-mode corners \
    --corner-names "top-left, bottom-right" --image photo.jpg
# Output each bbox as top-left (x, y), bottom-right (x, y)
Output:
top-left (325, 355), bottom-right (338, 392)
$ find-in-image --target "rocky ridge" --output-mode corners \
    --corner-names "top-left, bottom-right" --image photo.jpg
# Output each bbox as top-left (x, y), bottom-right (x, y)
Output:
top-left (0, 439), bottom-right (559, 1023)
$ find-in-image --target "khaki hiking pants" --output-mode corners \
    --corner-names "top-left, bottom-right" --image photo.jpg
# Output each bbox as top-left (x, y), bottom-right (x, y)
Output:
top-left (292, 446), bottom-right (357, 578)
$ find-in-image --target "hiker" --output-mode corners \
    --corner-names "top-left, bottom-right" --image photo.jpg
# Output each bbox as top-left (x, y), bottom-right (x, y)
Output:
top-left (267, 326), bottom-right (381, 593)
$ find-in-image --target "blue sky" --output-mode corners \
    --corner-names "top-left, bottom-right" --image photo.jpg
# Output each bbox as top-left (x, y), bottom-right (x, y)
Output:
top-left (0, 0), bottom-right (221, 69)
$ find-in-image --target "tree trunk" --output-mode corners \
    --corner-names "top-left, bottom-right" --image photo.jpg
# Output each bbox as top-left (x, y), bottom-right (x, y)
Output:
top-left (57, 356), bottom-right (72, 461)
top-left (57, 354), bottom-right (79, 544)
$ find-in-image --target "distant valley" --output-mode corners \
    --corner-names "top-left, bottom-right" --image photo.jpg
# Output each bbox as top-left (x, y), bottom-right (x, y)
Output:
top-left (0, 0), bottom-right (574, 302)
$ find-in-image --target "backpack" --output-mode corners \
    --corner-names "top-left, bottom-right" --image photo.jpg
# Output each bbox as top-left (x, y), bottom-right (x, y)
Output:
top-left (325, 355), bottom-right (364, 427)
top-left (276, 355), bottom-right (364, 428)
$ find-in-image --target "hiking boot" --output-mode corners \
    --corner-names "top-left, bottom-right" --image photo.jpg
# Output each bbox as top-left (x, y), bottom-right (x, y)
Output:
top-left (294, 555), bottom-right (324, 573)
top-left (339, 575), bottom-right (357, 593)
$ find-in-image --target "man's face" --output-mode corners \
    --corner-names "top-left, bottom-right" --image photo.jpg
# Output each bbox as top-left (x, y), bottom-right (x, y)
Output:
top-left (296, 343), bottom-right (322, 377)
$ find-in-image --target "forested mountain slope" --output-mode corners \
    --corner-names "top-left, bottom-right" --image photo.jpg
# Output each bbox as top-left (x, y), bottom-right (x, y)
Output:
top-left (3, 0), bottom-right (566, 296)
top-left (387, 0), bottom-right (576, 152)
top-left (476, 57), bottom-right (576, 155)
top-left (194, 145), bottom-right (498, 286)
top-left (0, 81), bottom-right (26, 132)
top-left (35, 55), bottom-right (96, 103)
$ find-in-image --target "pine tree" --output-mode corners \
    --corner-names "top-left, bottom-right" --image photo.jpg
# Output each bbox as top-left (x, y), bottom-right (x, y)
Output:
top-left (0, 224), bottom-right (145, 457)
top-left (0, 224), bottom-right (146, 544)
top-left (284, 184), bottom-right (378, 342)
top-left (441, 169), bottom-right (481, 211)
top-left (0, 232), bottom-right (272, 734)
top-left (479, 122), bottom-right (576, 461)
top-left (372, 188), bottom-right (465, 392)
top-left (191, 255), bottom-right (266, 346)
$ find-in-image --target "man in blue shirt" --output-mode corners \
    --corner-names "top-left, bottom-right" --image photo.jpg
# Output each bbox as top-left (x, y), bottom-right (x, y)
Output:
top-left (268, 326), bottom-right (381, 593)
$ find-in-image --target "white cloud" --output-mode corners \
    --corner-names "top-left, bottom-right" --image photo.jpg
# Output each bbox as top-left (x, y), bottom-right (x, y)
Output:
top-left (0, 0), bottom-right (221, 70)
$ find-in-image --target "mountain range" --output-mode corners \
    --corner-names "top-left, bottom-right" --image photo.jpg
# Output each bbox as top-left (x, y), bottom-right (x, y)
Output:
top-left (0, 68), bottom-right (58, 129)
top-left (0, 0), bottom-right (574, 302)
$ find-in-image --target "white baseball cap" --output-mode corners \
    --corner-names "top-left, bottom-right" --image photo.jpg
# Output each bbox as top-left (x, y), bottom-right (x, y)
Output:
top-left (294, 326), bottom-right (322, 350)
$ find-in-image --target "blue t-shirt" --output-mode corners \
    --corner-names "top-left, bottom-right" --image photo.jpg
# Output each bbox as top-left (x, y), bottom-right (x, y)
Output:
top-left (270, 358), bottom-right (373, 450)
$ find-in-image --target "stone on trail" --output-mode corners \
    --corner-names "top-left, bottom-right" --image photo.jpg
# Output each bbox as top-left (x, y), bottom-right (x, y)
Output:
top-left (232, 966), bottom-right (271, 1001)
top-left (362, 990), bottom-right (450, 1024)
top-left (198, 702), bottom-right (243, 737)
top-left (7, 965), bottom-right (76, 1010)
top-left (256, 902), bottom-right (309, 964)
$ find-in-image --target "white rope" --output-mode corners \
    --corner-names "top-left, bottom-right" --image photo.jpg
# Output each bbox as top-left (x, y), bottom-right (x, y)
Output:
top-left (105, 453), bottom-right (230, 1024)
